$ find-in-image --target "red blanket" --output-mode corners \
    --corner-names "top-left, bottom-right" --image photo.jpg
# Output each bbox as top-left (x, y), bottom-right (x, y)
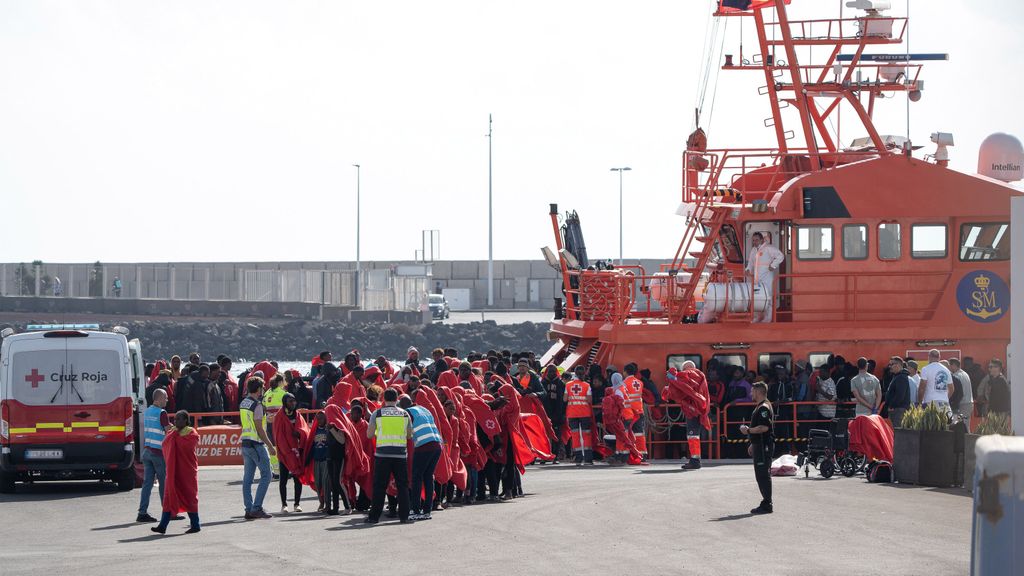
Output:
top-left (848, 414), bottom-right (894, 462)
top-left (273, 410), bottom-right (314, 485)
top-left (324, 404), bottom-right (371, 496)
top-left (250, 361), bottom-right (278, 389)
top-left (496, 384), bottom-right (552, 471)
top-left (464, 394), bottom-right (502, 437)
top-left (416, 387), bottom-right (454, 484)
top-left (162, 427), bottom-right (199, 514)
top-left (602, 393), bottom-right (641, 461)
top-left (663, 368), bottom-right (712, 431)
top-left (520, 395), bottom-right (556, 444)
top-left (437, 370), bottom-right (460, 389)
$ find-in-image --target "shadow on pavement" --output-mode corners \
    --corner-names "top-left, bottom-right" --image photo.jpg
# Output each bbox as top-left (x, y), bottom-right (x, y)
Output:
top-left (709, 513), bottom-right (756, 522)
top-left (92, 521), bottom-right (144, 531)
top-left (117, 532), bottom-right (188, 543)
top-left (878, 482), bottom-right (972, 498)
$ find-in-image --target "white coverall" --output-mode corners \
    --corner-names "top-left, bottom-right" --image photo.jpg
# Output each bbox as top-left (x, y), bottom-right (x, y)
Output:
top-left (745, 242), bottom-right (784, 322)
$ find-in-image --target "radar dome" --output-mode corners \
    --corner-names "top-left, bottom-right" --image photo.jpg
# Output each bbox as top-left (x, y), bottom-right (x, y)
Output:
top-left (978, 132), bottom-right (1023, 182)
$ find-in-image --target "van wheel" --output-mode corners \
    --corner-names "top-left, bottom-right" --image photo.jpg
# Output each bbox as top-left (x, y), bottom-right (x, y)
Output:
top-left (116, 469), bottom-right (135, 492)
top-left (0, 471), bottom-right (16, 494)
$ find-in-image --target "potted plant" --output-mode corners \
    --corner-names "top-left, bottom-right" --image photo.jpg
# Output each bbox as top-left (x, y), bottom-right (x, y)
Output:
top-left (964, 413), bottom-right (1012, 491)
top-left (893, 405), bottom-right (923, 485)
top-left (917, 403), bottom-right (957, 487)
top-left (894, 404), bottom-right (957, 487)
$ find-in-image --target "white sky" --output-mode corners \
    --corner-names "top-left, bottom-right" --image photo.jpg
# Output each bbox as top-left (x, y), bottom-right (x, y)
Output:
top-left (1, 0), bottom-right (1021, 264)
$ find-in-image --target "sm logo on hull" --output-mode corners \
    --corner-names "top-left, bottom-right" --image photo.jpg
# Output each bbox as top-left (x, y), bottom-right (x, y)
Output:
top-left (955, 271), bottom-right (1009, 323)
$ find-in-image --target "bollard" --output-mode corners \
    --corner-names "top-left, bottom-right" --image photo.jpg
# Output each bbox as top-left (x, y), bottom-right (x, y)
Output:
top-left (971, 435), bottom-right (1024, 575)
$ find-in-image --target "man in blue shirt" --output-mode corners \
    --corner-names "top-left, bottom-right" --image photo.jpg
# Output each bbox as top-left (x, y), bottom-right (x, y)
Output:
top-left (137, 388), bottom-right (173, 523)
top-left (399, 395), bottom-right (443, 520)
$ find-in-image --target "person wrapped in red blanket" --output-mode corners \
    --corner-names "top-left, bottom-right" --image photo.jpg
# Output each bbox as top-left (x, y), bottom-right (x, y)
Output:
top-left (602, 387), bottom-right (642, 465)
top-left (272, 393), bottom-right (314, 512)
top-left (663, 363), bottom-right (711, 470)
top-left (320, 403), bottom-right (371, 512)
top-left (151, 410), bottom-right (200, 534)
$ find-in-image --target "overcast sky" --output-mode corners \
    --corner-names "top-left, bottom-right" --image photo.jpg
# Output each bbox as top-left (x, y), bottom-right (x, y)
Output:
top-left (1, 0), bottom-right (1021, 264)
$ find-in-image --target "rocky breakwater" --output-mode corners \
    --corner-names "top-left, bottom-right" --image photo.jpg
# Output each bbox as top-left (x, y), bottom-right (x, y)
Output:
top-left (76, 320), bottom-right (552, 363)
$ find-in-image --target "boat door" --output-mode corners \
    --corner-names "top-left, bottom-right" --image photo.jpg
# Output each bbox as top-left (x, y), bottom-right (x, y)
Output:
top-left (744, 222), bottom-right (789, 318)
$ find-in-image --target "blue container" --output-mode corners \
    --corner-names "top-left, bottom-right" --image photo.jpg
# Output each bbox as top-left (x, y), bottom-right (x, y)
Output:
top-left (971, 435), bottom-right (1024, 575)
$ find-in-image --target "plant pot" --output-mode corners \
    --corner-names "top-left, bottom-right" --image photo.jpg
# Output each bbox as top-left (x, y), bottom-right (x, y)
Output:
top-left (893, 428), bottom-right (920, 485)
top-left (918, 429), bottom-right (957, 487)
top-left (963, 433), bottom-right (980, 492)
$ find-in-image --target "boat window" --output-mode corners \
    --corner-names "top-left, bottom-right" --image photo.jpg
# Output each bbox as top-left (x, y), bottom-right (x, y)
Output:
top-left (666, 354), bottom-right (702, 371)
top-left (718, 224), bottom-right (744, 264)
top-left (842, 224), bottom-right (868, 260)
top-left (758, 353), bottom-right (792, 375)
top-left (711, 354), bottom-right (746, 372)
top-left (796, 225), bottom-right (833, 260)
top-left (808, 352), bottom-right (832, 371)
top-left (959, 222), bottom-right (1010, 261)
top-left (911, 224), bottom-right (948, 259)
top-left (878, 222), bottom-right (901, 260)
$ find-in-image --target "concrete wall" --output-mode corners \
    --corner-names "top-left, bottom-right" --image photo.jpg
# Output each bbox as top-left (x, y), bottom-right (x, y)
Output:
top-left (0, 295), bottom-right (325, 320)
top-left (0, 258), bottom-right (669, 310)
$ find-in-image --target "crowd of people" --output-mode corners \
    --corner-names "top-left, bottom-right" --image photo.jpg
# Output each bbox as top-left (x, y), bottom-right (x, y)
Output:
top-left (135, 345), bottom-right (1011, 533)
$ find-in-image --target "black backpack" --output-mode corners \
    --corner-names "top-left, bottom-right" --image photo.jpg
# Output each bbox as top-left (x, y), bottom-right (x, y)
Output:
top-left (866, 460), bottom-right (893, 483)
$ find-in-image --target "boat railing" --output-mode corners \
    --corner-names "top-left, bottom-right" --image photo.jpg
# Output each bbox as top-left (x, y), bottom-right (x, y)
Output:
top-left (562, 266), bottom-right (949, 325)
top-left (683, 148), bottom-right (882, 205)
top-left (774, 269), bottom-right (952, 322)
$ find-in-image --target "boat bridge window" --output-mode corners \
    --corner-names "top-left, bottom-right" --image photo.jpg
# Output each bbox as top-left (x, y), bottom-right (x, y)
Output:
top-left (758, 353), bottom-right (793, 375)
top-left (960, 222), bottom-right (1010, 261)
top-left (878, 222), bottom-right (901, 260)
top-left (911, 224), bottom-right (948, 259)
top-left (842, 224), bottom-right (868, 260)
top-left (796, 225), bottom-right (833, 260)
top-left (667, 354), bottom-right (702, 371)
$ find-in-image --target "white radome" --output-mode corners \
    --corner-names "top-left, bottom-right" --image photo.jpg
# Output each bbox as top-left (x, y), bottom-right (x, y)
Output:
top-left (978, 132), bottom-right (1024, 183)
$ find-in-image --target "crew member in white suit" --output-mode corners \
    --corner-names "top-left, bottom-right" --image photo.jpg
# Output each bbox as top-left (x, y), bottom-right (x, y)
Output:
top-left (745, 232), bottom-right (784, 322)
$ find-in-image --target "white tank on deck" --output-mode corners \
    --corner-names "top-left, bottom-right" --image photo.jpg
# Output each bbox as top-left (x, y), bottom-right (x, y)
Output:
top-left (978, 132), bottom-right (1024, 183)
top-left (703, 282), bottom-right (769, 314)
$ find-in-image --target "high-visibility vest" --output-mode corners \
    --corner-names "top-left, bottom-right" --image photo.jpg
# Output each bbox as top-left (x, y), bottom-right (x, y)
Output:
top-left (565, 380), bottom-right (592, 418)
top-left (407, 406), bottom-right (442, 447)
top-left (623, 375), bottom-right (644, 414)
top-left (263, 387), bottom-right (286, 417)
top-left (374, 406), bottom-right (410, 455)
top-left (239, 396), bottom-right (262, 443)
top-left (143, 405), bottom-right (166, 450)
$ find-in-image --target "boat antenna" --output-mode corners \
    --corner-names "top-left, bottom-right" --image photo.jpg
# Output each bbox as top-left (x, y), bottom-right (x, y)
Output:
top-left (906, 0), bottom-right (911, 143)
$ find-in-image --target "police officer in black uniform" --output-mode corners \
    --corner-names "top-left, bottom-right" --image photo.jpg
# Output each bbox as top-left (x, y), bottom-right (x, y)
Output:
top-left (740, 381), bottom-right (774, 514)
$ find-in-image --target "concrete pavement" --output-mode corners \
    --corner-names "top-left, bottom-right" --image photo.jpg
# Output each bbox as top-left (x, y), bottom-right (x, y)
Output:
top-left (0, 461), bottom-right (971, 576)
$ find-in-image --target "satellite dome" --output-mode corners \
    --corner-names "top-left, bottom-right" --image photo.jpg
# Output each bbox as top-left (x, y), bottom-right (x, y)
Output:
top-left (978, 132), bottom-right (1023, 182)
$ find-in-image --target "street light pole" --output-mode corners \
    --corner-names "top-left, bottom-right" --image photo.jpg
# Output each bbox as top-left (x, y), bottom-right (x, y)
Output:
top-left (610, 167), bottom-right (631, 265)
top-left (487, 114), bottom-right (494, 307)
top-left (353, 163), bottom-right (361, 307)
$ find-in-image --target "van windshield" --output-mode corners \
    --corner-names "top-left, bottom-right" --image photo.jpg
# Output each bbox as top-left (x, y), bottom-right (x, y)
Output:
top-left (10, 349), bottom-right (121, 406)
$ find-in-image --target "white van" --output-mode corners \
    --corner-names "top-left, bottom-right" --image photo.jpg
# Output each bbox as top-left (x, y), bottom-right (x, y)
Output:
top-left (0, 324), bottom-right (143, 492)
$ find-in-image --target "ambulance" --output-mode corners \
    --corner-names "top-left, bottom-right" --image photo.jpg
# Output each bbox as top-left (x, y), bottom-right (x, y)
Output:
top-left (0, 324), bottom-right (145, 492)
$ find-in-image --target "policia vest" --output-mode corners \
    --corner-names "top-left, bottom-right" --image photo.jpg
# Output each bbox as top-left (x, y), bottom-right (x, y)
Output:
top-left (373, 406), bottom-right (410, 458)
top-left (239, 396), bottom-right (263, 444)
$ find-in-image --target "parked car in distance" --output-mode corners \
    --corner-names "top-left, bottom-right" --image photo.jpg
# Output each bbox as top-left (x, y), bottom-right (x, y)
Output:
top-left (428, 294), bottom-right (450, 319)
